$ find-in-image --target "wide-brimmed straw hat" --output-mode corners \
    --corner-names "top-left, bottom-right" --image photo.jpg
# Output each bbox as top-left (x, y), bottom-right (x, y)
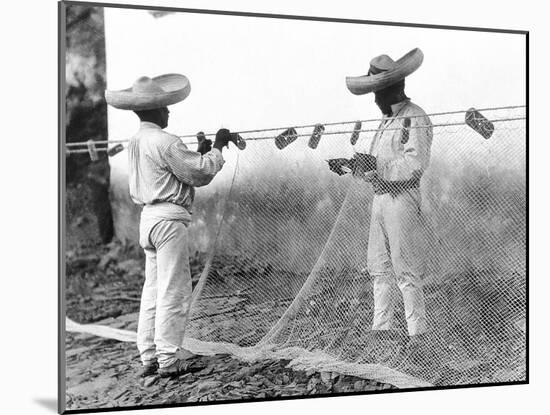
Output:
top-left (346, 48), bottom-right (423, 95)
top-left (105, 73), bottom-right (191, 110)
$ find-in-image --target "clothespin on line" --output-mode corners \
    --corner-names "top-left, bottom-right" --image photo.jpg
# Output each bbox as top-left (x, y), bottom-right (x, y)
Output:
top-left (275, 127), bottom-right (298, 150)
top-left (275, 123), bottom-right (327, 151)
top-left (107, 144), bottom-right (124, 157)
top-left (308, 124), bottom-right (325, 149)
top-left (87, 139), bottom-right (99, 161)
top-left (401, 117), bottom-right (411, 144)
top-left (84, 140), bottom-right (124, 160)
top-left (350, 121), bottom-right (362, 145)
top-left (465, 108), bottom-right (495, 139)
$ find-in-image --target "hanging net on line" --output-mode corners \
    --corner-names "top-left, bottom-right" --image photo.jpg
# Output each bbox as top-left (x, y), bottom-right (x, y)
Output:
top-left (180, 106), bottom-right (526, 388)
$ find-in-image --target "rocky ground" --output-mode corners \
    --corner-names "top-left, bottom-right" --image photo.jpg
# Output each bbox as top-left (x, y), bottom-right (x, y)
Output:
top-left (66, 331), bottom-right (392, 411)
top-left (64, 241), bottom-right (393, 411)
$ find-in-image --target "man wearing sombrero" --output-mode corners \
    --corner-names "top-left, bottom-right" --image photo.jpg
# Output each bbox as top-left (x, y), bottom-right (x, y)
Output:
top-left (106, 74), bottom-right (232, 377)
top-left (333, 48), bottom-right (433, 355)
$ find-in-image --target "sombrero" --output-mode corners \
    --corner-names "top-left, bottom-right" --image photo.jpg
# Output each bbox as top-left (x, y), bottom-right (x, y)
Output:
top-left (346, 48), bottom-right (423, 95)
top-left (105, 73), bottom-right (191, 110)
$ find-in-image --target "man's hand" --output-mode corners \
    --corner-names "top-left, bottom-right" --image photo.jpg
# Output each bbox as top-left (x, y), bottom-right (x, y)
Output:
top-left (328, 158), bottom-right (352, 176)
top-left (196, 131), bottom-right (213, 155)
top-left (213, 128), bottom-right (232, 151)
top-left (352, 153), bottom-right (377, 175)
top-left (363, 171), bottom-right (378, 182)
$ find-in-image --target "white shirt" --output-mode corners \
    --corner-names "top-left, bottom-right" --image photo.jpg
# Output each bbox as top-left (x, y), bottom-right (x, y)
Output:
top-left (127, 122), bottom-right (225, 213)
top-left (368, 99), bottom-right (433, 182)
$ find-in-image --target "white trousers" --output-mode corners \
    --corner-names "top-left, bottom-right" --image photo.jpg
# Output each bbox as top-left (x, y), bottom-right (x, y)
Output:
top-left (137, 218), bottom-right (193, 368)
top-left (367, 189), bottom-right (428, 336)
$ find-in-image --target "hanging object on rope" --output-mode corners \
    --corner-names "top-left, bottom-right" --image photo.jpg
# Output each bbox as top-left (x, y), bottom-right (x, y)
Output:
top-left (230, 133), bottom-right (247, 150)
top-left (350, 121), bottom-right (362, 145)
top-left (107, 144), bottom-right (124, 157)
top-left (308, 123), bottom-right (325, 149)
top-left (86, 139), bottom-right (99, 161)
top-left (465, 108), bottom-right (494, 139)
top-left (275, 127), bottom-right (298, 150)
top-left (64, 105), bottom-right (524, 153)
top-left (401, 117), bottom-right (411, 144)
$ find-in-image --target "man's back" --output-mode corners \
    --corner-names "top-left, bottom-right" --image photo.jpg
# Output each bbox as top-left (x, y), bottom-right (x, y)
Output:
top-left (128, 121), bottom-right (224, 213)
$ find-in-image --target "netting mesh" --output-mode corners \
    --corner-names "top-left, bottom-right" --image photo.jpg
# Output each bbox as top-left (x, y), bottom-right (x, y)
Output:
top-left (180, 107), bottom-right (526, 388)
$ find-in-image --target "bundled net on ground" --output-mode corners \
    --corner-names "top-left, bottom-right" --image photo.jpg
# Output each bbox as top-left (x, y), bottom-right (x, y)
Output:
top-left (180, 106), bottom-right (526, 388)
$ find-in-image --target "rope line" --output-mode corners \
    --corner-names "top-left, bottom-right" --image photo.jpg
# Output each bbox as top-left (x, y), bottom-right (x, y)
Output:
top-left (226, 116), bottom-right (526, 142)
top-left (65, 104), bottom-right (526, 149)
top-left (65, 115), bottom-right (526, 154)
top-left (176, 104), bottom-right (526, 138)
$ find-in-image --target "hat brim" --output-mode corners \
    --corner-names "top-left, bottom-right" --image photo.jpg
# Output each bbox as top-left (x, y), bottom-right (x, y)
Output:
top-left (105, 73), bottom-right (191, 110)
top-left (346, 48), bottom-right (424, 95)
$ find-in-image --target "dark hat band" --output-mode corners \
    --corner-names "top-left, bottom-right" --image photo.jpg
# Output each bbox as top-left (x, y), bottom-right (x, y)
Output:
top-left (368, 65), bottom-right (387, 76)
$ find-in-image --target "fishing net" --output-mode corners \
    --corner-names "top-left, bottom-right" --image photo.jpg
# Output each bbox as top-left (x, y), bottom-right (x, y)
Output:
top-left (181, 106), bottom-right (526, 388)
